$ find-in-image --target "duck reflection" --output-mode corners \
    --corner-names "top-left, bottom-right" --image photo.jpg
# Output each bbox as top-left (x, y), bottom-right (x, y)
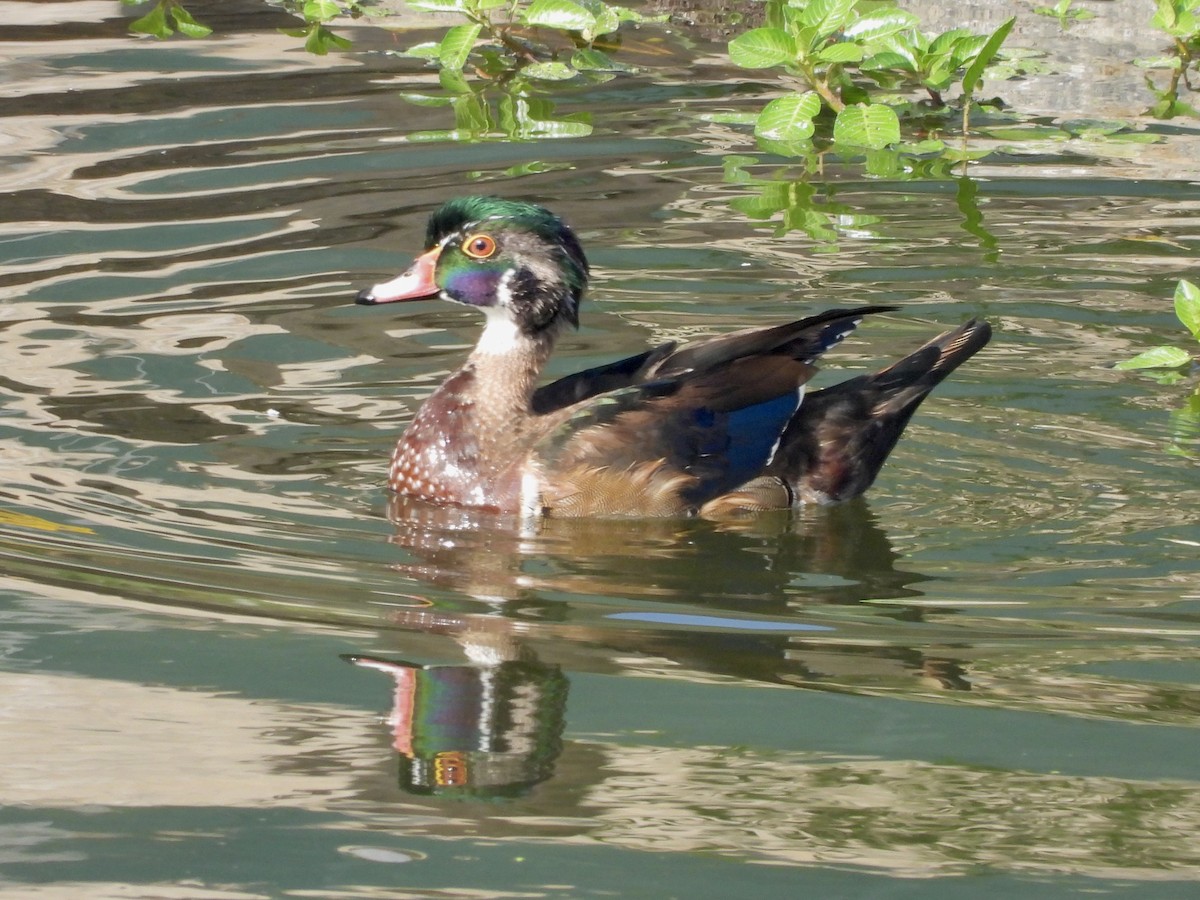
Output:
top-left (380, 491), bottom-right (927, 608)
top-left (345, 612), bottom-right (568, 798)
top-left (346, 494), bottom-right (969, 798)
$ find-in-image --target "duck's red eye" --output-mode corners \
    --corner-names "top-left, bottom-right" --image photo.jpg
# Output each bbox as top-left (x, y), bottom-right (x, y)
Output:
top-left (463, 234), bottom-right (497, 259)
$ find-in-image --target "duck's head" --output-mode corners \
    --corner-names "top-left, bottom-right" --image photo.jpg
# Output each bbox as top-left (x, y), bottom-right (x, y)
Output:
top-left (356, 196), bottom-right (589, 337)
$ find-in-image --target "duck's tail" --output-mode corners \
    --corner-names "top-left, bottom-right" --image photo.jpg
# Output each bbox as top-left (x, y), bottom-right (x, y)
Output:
top-left (768, 318), bottom-right (992, 504)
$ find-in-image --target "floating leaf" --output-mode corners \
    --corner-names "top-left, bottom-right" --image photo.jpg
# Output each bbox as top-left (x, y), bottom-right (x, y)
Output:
top-left (439, 23), bottom-right (481, 70)
top-left (523, 0), bottom-right (596, 32)
top-left (728, 28), bottom-right (797, 69)
top-left (754, 92), bottom-right (821, 143)
top-left (0, 510), bottom-right (93, 535)
top-left (832, 103), bottom-right (900, 150)
top-left (1114, 345), bottom-right (1193, 370)
top-left (1176, 278), bottom-right (1200, 340)
top-left (898, 138), bottom-right (946, 155)
top-left (980, 125), bottom-right (1068, 141)
top-left (522, 61), bottom-right (577, 80)
top-left (1134, 55), bottom-right (1183, 70)
top-left (1061, 118), bottom-right (1127, 137)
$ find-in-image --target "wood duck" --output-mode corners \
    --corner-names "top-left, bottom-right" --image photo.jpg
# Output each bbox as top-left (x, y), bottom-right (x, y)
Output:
top-left (356, 196), bottom-right (991, 518)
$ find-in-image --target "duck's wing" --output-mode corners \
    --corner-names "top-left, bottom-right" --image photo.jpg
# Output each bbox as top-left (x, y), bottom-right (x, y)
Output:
top-left (769, 317), bottom-right (993, 503)
top-left (530, 343), bottom-right (676, 416)
top-left (534, 308), bottom-right (885, 516)
top-left (530, 304), bottom-right (893, 416)
top-left (651, 304), bottom-right (898, 376)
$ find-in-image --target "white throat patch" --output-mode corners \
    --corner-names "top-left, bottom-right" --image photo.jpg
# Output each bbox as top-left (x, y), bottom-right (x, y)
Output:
top-left (475, 304), bottom-right (524, 355)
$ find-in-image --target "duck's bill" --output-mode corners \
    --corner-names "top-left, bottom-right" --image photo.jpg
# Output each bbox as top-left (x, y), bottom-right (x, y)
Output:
top-left (355, 247), bottom-right (440, 304)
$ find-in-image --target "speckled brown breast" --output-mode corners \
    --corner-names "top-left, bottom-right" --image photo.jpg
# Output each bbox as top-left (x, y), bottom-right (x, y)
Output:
top-left (388, 368), bottom-right (525, 511)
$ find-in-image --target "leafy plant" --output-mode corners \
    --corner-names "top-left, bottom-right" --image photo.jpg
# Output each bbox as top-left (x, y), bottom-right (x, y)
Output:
top-left (1115, 279), bottom-right (1200, 457)
top-left (279, 0), bottom-right (357, 55)
top-left (1141, 0), bottom-right (1200, 117)
top-left (725, 0), bottom-right (1015, 158)
top-left (402, 72), bottom-right (593, 139)
top-left (1116, 279), bottom-right (1200, 382)
top-left (121, 0), bottom-right (212, 39)
top-left (1033, 0), bottom-right (1095, 29)
top-left (122, 0), bottom-right (376, 53)
top-left (397, 0), bottom-right (660, 82)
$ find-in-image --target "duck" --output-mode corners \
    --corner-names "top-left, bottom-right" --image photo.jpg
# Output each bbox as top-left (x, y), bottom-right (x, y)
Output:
top-left (356, 196), bottom-right (991, 518)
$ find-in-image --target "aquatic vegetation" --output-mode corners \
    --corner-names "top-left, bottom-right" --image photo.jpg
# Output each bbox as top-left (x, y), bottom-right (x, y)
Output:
top-left (394, 0), bottom-right (661, 81)
top-left (1141, 0), bottom-right (1200, 117)
top-left (726, 0), bottom-right (1014, 158)
top-left (1033, 0), bottom-right (1095, 29)
top-left (1117, 279), bottom-right (1200, 381)
top-left (1116, 279), bottom-right (1200, 457)
top-left (121, 0), bottom-right (211, 38)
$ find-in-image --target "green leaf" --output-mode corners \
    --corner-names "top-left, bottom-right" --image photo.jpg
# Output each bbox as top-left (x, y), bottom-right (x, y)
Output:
top-left (980, 124), bottom-right (1068, 141)
top-left (438, 66), bottom-right (472, 94)
top-left (523, 0), bottom-right (596, 32)
top-left (303, 0), bottom-right (341, 22)
top-left (799, 0), bottom-right (857, 33)
top-left (1175, 278), bottom-right (1200, 340)
top-left (928, 28), bottom-right (974, 56)
top-left (170, 4), bottom-right (212, 37)
top-left (754, 92), bottom-right (821, 142)
top-left (1114, 346), bottom-right (1193, 370)
top-left (947, 34), bottom-right (989, 69)
top-left (1153, 0), bottom-right (1177, 30)
top-left (860, 50), bottom-right (915, 72)
top-left (522, 61), bottom-right (577, 80)
top-left (898, 138), bottom-right (947, 155)
top-left (1135, 55), bottom-right (1184, 70)
top-left (841, 9), bottom-right (918, 42)
top-left (961, 16), bottom-right (1015, 96)
top-left (129, 4), bottom-right (172, 38)
top-left (817, 41), bottom-right (863, 64)
top-left (1061, 118), bottom-right (1127, 137)
top-left (399, 40), bottom-right (442, 59)
top-left (590, 6), bottom-right (621, 38)
top-left (439, 23), bottom-right (481, 70)
top-left (832, 103), bottom-right (900, 150)
top-left (728, 28), bottom-right (797, 69)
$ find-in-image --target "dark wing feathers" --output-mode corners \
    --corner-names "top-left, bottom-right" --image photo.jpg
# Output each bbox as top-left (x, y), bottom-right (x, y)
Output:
top-left (652, 304), bottom-right (898, 376)
top-left (536, 308), bottom-right (885, 511)
top-left (768, 317), bottom-right (992, 503)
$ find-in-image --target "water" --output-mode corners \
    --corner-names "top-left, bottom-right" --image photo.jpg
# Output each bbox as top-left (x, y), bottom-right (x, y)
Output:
top-left (2, 2), bottom-right (1200, 896)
